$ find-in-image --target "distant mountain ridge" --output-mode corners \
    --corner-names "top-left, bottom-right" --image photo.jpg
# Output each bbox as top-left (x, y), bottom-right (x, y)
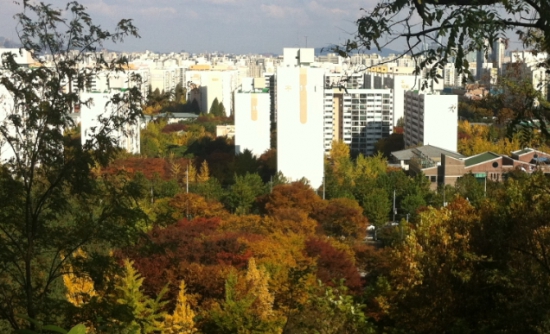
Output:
top-left (0, 36), bottom-right (22, 48)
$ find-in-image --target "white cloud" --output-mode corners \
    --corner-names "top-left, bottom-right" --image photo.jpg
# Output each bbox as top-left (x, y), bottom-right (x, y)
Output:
top-left (139, 6), bottom-right (177, 18)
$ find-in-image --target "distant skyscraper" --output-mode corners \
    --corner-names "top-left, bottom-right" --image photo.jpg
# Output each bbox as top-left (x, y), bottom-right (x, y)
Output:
top-left (277, 65), bottom-right (324, 189)
top-left (476, 38), bottom-right (505, 81)
top-left (491, 37), bottom-right (506, 72)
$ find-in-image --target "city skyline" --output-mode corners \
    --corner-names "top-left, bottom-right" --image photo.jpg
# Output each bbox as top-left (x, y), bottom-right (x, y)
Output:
top-left (1, 0), bottom-right (373, 54)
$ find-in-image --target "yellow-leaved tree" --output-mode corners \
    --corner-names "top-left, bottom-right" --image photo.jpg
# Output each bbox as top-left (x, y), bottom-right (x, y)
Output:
top-left (206, 258), bottom-right (285, 333)
top-left (163, 280), bottom-right (196, 334)
top-left (63, 249), bottom-right (97, 307)
top-left (328, 141), bottom-right (354, 186)
top-left (197, 160), bottom-right (210, 183)
top-left (246, 258), bottom-right (275, 320)
top-left (185, 163), bottom-right (197, 184)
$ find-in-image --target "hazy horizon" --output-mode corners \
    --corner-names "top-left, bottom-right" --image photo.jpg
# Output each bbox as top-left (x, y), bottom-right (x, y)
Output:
top-left (0, 0), bottom-right (375, 55)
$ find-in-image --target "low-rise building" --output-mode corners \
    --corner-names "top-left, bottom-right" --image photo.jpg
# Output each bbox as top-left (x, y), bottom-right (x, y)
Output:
top-left (216, 124), bottom-right (235, 139)
top-left (407, 147), bottom-right (550, 190)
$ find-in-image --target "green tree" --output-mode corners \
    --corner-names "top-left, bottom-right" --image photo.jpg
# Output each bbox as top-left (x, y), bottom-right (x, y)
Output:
top-left (225, 173), bottom-right (266, 214)
top-left (218, 102), bottom-right (226, 117)
top-left (284, 281), bottom-right (374, 334)
top-left (0, 1), bottom-right (142, 330)
top-left (117, 260), bottom-right (167, 334)
top-left (209, 98), bottom-right (223, 117)
top-left (190, 177), bottom-right (226, 202)
top-left (174, 83), bottom-right (187, 105)
top-left (354, 179), bottom-right (391, 228)
top-left (189, 99), bottom-right (200, 114)
top-left (455, 173), bottom-right (486, 207)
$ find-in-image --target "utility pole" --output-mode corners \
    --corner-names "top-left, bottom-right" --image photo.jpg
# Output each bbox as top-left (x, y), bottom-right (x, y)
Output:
top-left (393, 189), bottom-right (396, 223)
top-left (186, 164), bottom-right (189, 219)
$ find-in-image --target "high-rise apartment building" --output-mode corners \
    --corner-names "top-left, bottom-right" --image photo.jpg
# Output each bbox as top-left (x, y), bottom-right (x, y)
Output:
top-left (324, 88), bottom-right (393, 155)
top-left (234, 79), bottom-right (271, 157)
top-left (365, 72), bottom-right (443, 126)
top-left (403, 91), bottom-right (458, 152)
top-left (185, 68), bottom-right (238, 116)
top-left (80, 91), bottom-right (140, 154)
top-left (277, 65), bottom-right (325, 189)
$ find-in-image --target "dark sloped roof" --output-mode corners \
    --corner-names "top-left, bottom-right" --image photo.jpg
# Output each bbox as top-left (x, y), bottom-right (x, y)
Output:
top-left (464, 152), bottom-right (501, 167)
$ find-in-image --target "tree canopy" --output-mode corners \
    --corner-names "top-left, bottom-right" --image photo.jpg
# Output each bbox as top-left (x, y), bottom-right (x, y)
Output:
top-left (342, 0), bottom-right (550, 83)
top-left (0, 1), bottom-right (142, 330)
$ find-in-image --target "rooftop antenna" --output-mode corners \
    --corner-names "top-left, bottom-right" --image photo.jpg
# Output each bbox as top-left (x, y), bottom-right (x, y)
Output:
top-left (305, 36), bottom-right (308, 48)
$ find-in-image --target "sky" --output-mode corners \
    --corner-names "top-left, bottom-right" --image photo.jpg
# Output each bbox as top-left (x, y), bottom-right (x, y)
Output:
top-left (0, 0), bottom-right (375, 54)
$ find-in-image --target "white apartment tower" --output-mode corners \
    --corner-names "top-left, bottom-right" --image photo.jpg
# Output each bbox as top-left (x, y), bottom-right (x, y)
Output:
top-left (277, 53), bottom-right (325, 189)
top-left (185, 68), bottom-right (238, 116)
top-left (403, 91), bottom-right (458, 152)
top-left (324, 88), bottom-right (393, 155)
top-left (235, 78), bottom-right (271, 157)
top-left (80, 91), bottom-right (140, 154)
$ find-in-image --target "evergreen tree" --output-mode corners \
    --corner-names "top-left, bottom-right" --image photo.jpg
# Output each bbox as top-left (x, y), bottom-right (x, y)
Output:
top-left (197, 160), bottom-right (210, 183)
top-left (163, 280), bottom-right (196, 334)
top-left (189, 99), bottom-right (201, 114)
top-left (209, 98), bottom-right (220, 116)
top-left (117, 260), bottom-right (167, 334)
top-left (186, 163), bottom-right (198, 184)
top-left (205, 261), bottom-right (284, 333)
top-left (174, 83), bottom-right (187, 104)
top-left (218, 102), bottom-right (226, 117)
top-left (245, 258), bottom-right (275, 320)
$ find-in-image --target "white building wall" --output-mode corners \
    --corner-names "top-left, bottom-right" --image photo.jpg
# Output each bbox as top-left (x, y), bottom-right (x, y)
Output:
top-left (185, 70), bottom-right (238, 115)
top-left (423, 94), bottom-right (458, 152)
top-left (0, 85), bottom-right (16, 163)
top-left (150, 69), bottom-right (172, 93)
top-left (80, 92), bottom-right (140, 154)
top-left (0, 48), bottom-right (33, 66)
top-left (404, 91), bottom-right (457, 152)
top-left (235, 91), bottom-right (270, 157)
top-left (277, 67), bottom-right (324, 189)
